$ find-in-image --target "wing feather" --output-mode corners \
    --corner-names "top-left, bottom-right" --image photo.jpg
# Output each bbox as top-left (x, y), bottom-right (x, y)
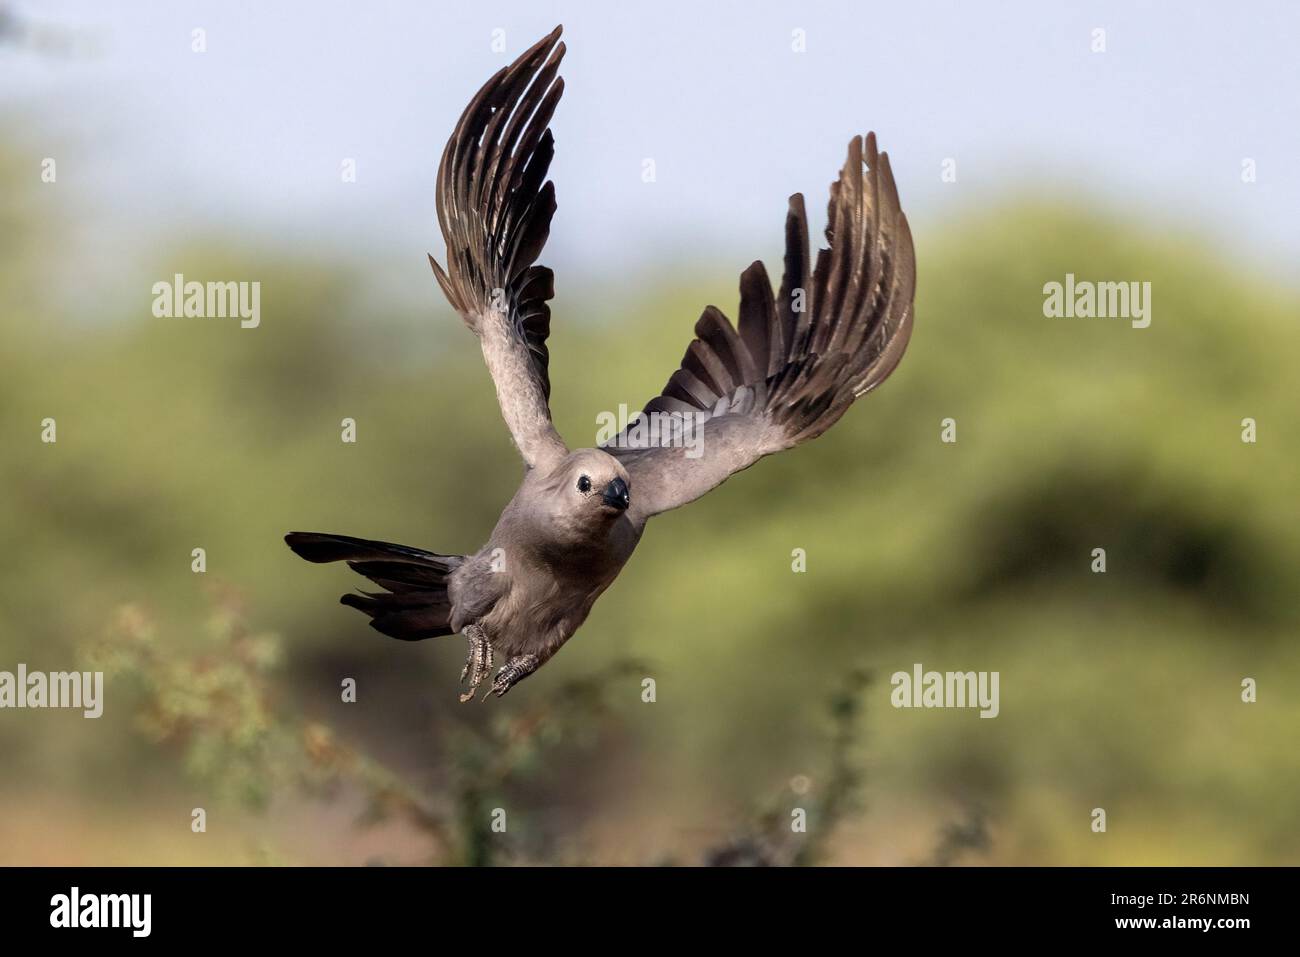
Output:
top-left (604, 132), bottom-right (916, 518)
top-left (430, 26), bottom-right (569, 469)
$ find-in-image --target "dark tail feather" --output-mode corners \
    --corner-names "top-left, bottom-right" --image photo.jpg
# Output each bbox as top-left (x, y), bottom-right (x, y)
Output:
top-left (285, 532), bottom-right (464, 641)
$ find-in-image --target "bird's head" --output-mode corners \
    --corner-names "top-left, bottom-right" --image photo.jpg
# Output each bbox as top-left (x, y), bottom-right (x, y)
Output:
top-left (535, 448), bottom-right (631, 541)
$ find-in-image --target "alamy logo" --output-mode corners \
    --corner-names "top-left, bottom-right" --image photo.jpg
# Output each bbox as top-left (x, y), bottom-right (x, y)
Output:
top-left (0, 664), bottom-right (103, 718)
top-left (50, 887), bottom-right (151, 937)
top-left (151, 273), bottom-right (261, 328)
top-left (596, 403), bottom-right (707, 459)
top-left (891, 663), bottom-right (1000, 718)
top-left (1042, 273), bottom-right (1151, 328)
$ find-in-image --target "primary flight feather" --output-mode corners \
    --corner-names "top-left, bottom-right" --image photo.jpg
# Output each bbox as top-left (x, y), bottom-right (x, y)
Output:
top-left (286, 25), bottom-right (916, 700)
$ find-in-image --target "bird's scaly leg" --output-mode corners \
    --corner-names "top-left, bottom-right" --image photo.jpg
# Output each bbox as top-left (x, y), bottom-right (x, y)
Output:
top-left (485, 653), bottom-right (541, 700)
top-left (458, 625), bottom-right (494, 703)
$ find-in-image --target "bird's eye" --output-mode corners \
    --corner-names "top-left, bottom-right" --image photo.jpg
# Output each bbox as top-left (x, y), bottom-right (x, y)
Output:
top-left (577, 475), bottom-right (591, 493)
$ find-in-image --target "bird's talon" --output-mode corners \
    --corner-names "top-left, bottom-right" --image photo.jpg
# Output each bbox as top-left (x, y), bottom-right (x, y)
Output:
top-left (458, 627), bottom-right (495, 702)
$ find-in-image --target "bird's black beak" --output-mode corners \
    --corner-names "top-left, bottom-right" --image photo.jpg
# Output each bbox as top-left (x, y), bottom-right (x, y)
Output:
top-left (602, 477), bottom-right (630, 511)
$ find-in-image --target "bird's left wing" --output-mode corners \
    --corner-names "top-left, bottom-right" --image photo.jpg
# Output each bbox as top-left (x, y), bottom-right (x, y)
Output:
top-left (429, 26), bottom-right (569, 471)
top-left (603, 133), bottom-right (915, 519)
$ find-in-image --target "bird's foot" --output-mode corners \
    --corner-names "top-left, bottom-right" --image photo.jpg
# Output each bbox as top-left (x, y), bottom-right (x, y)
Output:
top-left (458, 627), bottom-right (494, 703)
top-left (484, 654), bottom-right (540, 700)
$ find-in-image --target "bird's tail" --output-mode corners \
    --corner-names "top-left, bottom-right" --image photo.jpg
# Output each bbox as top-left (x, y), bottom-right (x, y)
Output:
top-left (285, 532), bottom-right (464, 641)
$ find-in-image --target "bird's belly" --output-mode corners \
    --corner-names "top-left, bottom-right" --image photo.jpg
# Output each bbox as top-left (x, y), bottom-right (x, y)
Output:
top-left (483, 558), bottom-right (625, 660)
top-left (475, 517), bottom-right (640, 659)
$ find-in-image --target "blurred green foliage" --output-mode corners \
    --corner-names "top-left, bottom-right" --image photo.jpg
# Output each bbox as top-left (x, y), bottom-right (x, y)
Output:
top-left (79, 588), bottom-right (869, 865)
top-left (1, 138), bottom-right (1298, 865)
top-left (80, 589), bottom-right (652, 865)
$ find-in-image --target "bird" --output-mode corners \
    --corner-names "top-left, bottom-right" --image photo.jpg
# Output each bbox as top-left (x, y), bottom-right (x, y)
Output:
top-left (285, 24), bottom-right (916, 701)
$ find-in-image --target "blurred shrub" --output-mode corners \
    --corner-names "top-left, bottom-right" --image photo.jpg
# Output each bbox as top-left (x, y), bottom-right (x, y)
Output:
top-left (83, 587), bottom-right (648, 865)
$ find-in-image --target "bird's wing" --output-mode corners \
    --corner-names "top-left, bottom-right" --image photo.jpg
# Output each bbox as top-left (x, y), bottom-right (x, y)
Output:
top-left (429, 26), bottom-right (569, 471)
top-left (604, 133), bottom-right (915, 519)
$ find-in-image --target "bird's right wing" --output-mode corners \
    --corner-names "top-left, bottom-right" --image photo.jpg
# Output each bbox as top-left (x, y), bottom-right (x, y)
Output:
top-left (429, 26), bottom-right (569, 471)
top-left (604, 133), bottom-right (915, 519)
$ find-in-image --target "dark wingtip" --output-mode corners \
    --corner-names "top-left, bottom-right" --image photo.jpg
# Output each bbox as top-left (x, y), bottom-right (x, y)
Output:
top-left (285, 532), bottom-right (348, 563)
top-left (523, 24), bottom-right (564, 62)
top-left (285, 532), bottom-right (318, 561)
top-left (539, 27), bottom-right (565, 68)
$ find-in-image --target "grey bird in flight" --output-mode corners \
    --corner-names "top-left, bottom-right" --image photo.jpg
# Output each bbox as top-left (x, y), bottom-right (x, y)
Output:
top-left (285, 25), bottom-right (916, 701)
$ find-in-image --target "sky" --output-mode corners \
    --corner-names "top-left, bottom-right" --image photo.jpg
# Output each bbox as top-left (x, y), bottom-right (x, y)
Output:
top-left (3, 0), bottom-right (1298, 288)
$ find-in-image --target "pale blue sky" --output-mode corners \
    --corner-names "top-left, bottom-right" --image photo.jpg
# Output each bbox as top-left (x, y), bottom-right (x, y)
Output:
top-left (4, 0), bottom-right (1298, 286)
